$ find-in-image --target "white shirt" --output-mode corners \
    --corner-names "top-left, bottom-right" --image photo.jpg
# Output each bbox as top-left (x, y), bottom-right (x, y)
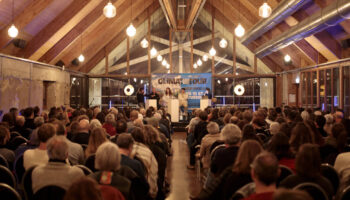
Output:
top-left (23, 148), bottom-right (49, 170)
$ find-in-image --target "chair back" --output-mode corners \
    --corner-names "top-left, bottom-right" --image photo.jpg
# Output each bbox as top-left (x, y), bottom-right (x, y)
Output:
top-left (75, 165), bottom-right (93, 175)
top-left (320, 163), bottom-right (339, 192)
top-left (0, 165), bottom-right (16, 188)
top-left (293, 182), bottom-right (328, 200)
top-left (10, 132), bottom-right (21, 138)
top-left (277, 165), bottom-right (294, 186)
top-left (22, 166), bottom-right (36, 200)
top-left (339, 185), bottom-right (350, 200)
top-left (230, 192), bottom-right (244, 200)
top-left (14, 154), bottom-right (24, 184)
top-left (34, 185), bottom-right (66, 200)
top-left (0, 154), bottom-right (9, 169)
top-left (9, 136), bottom-right (28, 150)
top-left (231, 182), bottom-right (255, 200)
top-left (84, 154), bottom-right (96, 172)
top-left (0, 183), bottom-right (21, 200)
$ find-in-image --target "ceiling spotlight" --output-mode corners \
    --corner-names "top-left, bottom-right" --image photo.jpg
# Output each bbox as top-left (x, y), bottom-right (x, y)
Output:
top-left (284, 54), bottom-right (291, 62)
top-left (150, 47), bottom-right (157, 57)
top-left (193, 63), bottom-right (198, 69)
top-left (219, 38), bottom-right (228, 48)
top-left (235, 23), bottom-right (245, 38)
top-left (103, 2), bottom-right (116, 18)
top-left (209, 47), bottom-right (216, 56)
top-left (197, 59), bottom-right (202, 66)
top-left (162, 59), bottom-right (167, 66)
top-left (140, 38), bottom-right (148, 48)
top-left (157, 54), bottom-right (163, 62)
top-left (78, 54), bottom-right (85, 62)
top-left (8, 24), bottom-right (18, 38)
top-left (202, 54), bottom-right (208, 62)
top-left (126, 23), bottom-right (136, 37)
top-left (259, 2), bottom-right (272, 18)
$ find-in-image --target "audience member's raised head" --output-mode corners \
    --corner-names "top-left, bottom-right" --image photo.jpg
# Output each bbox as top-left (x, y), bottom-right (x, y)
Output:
top-left (230, 116), bottom-right (239, 124)
top-left (207, 122), bottom-right (219, 135)
top-left (133, 118), bottom-right (144, 129)
top-left (46, 135), bottom-right (68, 160)
top-left (116, 120), bottom-right (127, 134)
top-left (16, 115), bottom-right (25, 127)
top-left (95, 142), bottom-right (121, 171)
top-left (130, 110), bottom-right (139, 121)
top-left (69, 121), bottom-right (80, 135)
top-left (145, 109), bottom-right (153, 118)
top-left (241, 124), bottom-right (262, 144)
top-left (199, 110), bottom-right (208, 121)
top-left (144, 125), bottom-right (161, 144)
top-left (233, 140), bottom-right (263, 174)
top-left (34, 116), bottom-right (45, 128)
top-left (334, 111), bottom-right (344, 123)
top-left (90, 119), bottom-right (102, 130)
top-left (300, 110), bottom-right (310, 121)
top-left (96, 112), bottom-right (105, 124)
top-left (38, 123), bottom-right (56, 143)
top-left (223, 113), bottom-right (232, 125)
top-left (0, 125), bottom-right (10, 145)
top-left (64, 177), bottom-right (103, 200)
top-left (23, 107), bottom-right (34, 119)
top-left (251, 151), bottom-right (279, 186)
top-left (290, 122), bottom-right (314, 153)
top-left (78, 119), bottom-right (90, 133)
top-left (221, 124), bottom-right (242, 146)
top-left (295, 143), bottom-right (321, 178)
top-left (324, 114), bottom-right (334, 125)
top-left (2, 113), bottom-right (14, 127)
top-left (269, 122), bottom-right (280, 135)
top-left (268, 132), bottom-right (291, 160)
top-left (315, 115), bottom-right (326, 129)
top-left (116, 133), bottom-right (134, 150)
top-left (52, 120), bottom-right (66, 136)
top-left (131, 127), bottom-right (145, 144)
top-left (273, 188), bottom-right (312, 200)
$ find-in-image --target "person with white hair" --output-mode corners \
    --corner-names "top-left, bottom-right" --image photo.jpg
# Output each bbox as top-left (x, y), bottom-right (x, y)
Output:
top-left (71, 119), bottom-right (90, 145)
top-left (90, 119), bottom-right (102, 130)
top-left (199, 122), bottom-right (221, 169)
top-left (90, 142), bottom-right (132, 199)
top-left (324, 114), bottom-right (334, 135)
top-left (127, 110), bottom-right (139, 133)
top-left (300, 110), bottom-right (310, 121)
top-left (103, 113), bottom-right (116, 136)
top-left (334, 111), bottom-right (344, 124)
top-left (31, 136), bottom-right (84, 193)
top-left (269, 122), bottom-right (280, 135)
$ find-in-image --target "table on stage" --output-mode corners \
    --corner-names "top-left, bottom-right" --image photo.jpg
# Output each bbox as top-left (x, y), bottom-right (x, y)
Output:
top-left (200, 99), bottom-right (211, 110)
top-left (146, 99), bottom-right (157, 109)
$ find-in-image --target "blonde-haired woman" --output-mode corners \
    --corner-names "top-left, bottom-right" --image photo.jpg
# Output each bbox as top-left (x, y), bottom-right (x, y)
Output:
top-left (85, 127), bottom-right (107, 158)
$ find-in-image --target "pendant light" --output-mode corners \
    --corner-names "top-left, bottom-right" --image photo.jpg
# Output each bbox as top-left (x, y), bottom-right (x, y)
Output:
top-left (235, 0), bottom-right (245, 38)
top-left (202, 54), bottom-right (208, 62)
top-left (162, 59), bottom-right (167, 66)
top-left (259, 1), bottom-right (272, 18)
top-left (219, 0), bottom-right (227, 48)
top-left (150, 47), bottom-right (157, 57)
top-left (78, 34), bottom-right (84, 62)
top-left (197, 59), bottom-right (202, 66)
top-left (140, 0), bottom-right (148, 48)
top-left (284, 54), bottom-right (291, 62)
top-left (209, 47), bottom-right (216, 56)
top-left (103, 1), bottom-right (116, 18)
top-left (126, 0), bottom-right (136, 37)
top-left (157, 54), bottom-right (163, 62)
top-left (193, 63), bottom-right (198, 69)
top-left (209, 0), bottom-right (216, 57)
top-left (8, 0), bottom-right (18, 38)
top-left (166, 63), bottom-right (170, 69)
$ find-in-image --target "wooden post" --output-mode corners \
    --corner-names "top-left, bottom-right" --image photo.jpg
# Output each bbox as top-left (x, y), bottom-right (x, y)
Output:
top-left (104, 47), bottom-right (108, 75)
top-left (233, 34), bottom-right (236, 75)
top-left (340, 66), bottom-right (344, 109)
top-left (305, 72), bottom-right (309, 108)
top-left (254, 55), bottom-right (257, 74)
top-left (127, 36), bottom-right (130, 75)
top-left (169, 29), bottom-right (172, 73)
top-left (324, 70), bottom-right (327, 110)
top-left (310, 72), bottom-right (313, 108)
top-left (190, 28), bottom-right (194, 73)
top-left (211, 9), bottom-right (215, 74)
top-left (331, 69), bottom-right (334, 112)
top-left (317, 70), bottom-right (320, 107)
top-left (147, 16), bottom-right (151, 75)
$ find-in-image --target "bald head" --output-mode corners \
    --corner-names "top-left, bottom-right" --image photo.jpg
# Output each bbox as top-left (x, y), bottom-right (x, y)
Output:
top-left (79, 119), bottom-right (90, 133)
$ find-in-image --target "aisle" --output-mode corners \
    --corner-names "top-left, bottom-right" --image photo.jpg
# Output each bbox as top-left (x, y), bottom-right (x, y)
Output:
top-left (166, 132), bottom-right (202, 200)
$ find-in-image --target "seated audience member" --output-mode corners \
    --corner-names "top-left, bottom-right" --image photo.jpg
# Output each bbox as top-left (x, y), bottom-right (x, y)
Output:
top-left (147, 116), bottom-right (170, 140)
top-left (187, 109), bottom-right (201, 134)
top-left (103, 113), bottom-right (116, 136)
top-left (90, 119), bottom-right (102, 130)
top-left (269, 122), bottom-right (280, 136)
top-left (0, 125), bottom-right (15, 166)
top-left (85, 127), bottom-right (107, 158)
top-left (116, 133), bottom-right (145, 178)
top-left (300, 110), bottom-right (310, 121)
top-left (116, 120), bottom-right (128, 135)
top-left (67, 121), bottom-right (79, 140)
top-left (334, 111), bottom-right (343, 124)
top-left (323, 114), bottom-right (334, 135)
top-left (223, 113), bottom-right (232, 125)
top-left (252, 110), bottom-right (268, 135)
top-left (266, 109), bottom-right (277, 125)
top-left (241, 124), bottom-right (263, 145)
top-left (321, 123), bottom-right (347, 165)
top-left (90, 142), bottom-right (131, 199)
top-left (268, 132), bottom-right (295, 171)
top-left (209, 108), bottom-right (224, 127)
top-left (32, 136), bottom-right (84, 193)
top-left (197, 140), bottom-right (263, 200)
top-left (289, 122), bottom-right (315, 154)
top-left (23, 123), bottom-right (55, 170)
top-left (273, 188), bottom-right (312, 200)
top-left (126, 110), bottom-right (138, 133)
top-left (64, 177), bottom-right (103, 200)
top-left (12, 115), bottom-right (31, 139)
top-left (23, 107), bottom-right (36, 130)
top-left (211, 124), bottom-right (242, 175)
top-left (243, 152), bottom-right (280, 200)
top-left (130, 127), bottom-right (158, 198)
top-left (53, 121), bottom-right (84, 165)
top-left (280, 144), bottom-right (334, 199)
top-left (72, 119), bottom-right (90, 145)
top-left (315, 115), bottom-right (327, 137)
top-left (334, 151), bottom-right (350, 180)
top-left (199, 122), bottom-right (221, 169)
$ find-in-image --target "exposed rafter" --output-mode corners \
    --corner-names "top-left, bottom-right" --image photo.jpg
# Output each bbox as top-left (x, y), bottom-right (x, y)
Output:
top-left (159, 0), bottom-right (177, 29)
top-left (185, 0), bottom-right (206, 29)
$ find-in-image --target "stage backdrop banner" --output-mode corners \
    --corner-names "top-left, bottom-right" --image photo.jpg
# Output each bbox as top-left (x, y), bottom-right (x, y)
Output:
top-left (151, 73), bottom-right (212, 109)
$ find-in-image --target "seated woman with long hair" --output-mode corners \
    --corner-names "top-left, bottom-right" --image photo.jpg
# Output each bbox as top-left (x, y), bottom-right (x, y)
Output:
top-left (268, 132), bottom-right (295, 171)
top-left (196, 140), bottom-right (263, 200)
top-left (85, 127), bottom-right (107, 158)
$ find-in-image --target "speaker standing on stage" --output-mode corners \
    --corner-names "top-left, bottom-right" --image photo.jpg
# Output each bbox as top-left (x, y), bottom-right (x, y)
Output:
top-left (178, 88), bottom-right (188, 121)
top-left (162, 87), bottom-right (172, 110)
top-left (149, 87), bottom-right (160, 109)
top-left (137, 88), bottom-right (145, 108)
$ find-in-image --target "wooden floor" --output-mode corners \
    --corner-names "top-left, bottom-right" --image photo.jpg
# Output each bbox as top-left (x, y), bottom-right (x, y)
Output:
top-left (166, 132), bottom-right (202, 200)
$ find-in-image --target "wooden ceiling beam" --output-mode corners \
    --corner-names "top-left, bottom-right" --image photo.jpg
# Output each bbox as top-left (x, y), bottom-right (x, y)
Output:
top-left (185, 0), bottom-right (204, 29)
top-left (62, 0), bottom-right (154, 69)
top-left (80, 3), bottom-right (159, 73)
top-left (161, 0), bottom-right (177, 29)
top-left (0, 0), bottom-right (54, 48)
top-left (17, 0), bottom-right (101, 60)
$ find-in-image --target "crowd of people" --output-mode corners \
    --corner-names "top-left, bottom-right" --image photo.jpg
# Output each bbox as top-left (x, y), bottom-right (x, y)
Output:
top-left (0, 105), bottom-right (172, 200)
top-left (186, 106), bottom-right (350, 200)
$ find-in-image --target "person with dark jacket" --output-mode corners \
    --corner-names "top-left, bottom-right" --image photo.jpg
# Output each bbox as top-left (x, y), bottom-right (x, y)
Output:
top-left (137, 88), bottom-right (145, 108)
top-left (71, 119), bottom-right (90, 145)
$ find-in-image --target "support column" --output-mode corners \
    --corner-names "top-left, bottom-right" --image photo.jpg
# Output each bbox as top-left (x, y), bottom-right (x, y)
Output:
top-left (127, 36), bottom-right (130, 75)
top-left (147, 16), bottom-right (151, 75)
top-left (104, 47), bottom-right (108, 75)
top-left (233, 34), bottom-right (236, 75)
top-left (179, 45), bottom-right (183, 73)
top-left (169, 29), bottom-right (172, 73)
top-left (191, 29), bottom-right (194, 73)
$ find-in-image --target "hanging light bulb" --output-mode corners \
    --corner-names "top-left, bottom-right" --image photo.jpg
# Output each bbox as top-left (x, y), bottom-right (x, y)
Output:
top-left (8, 24), bottom-right (18, 38)
top-left (197, 59), bottom-right (202, 66)
top-left (193, 63), bottom-right (198, 69)
top-left (284, 54), bottom-right (291, 62)
top-left (202, 54), bottom-right (208, 62)
top-left (78, 54), bottom-right (85, 62)
top-left (209, 47), bottom-right (216, 56)
top-left (103, 2), bottom-right (116, 18)
top-left (225, 77), bottom-right (228, 82)
top-left (235, 23), bottom-right (245, 38)
top-left (219, 38), bottom-right (228, 48)
top-left (259, 2), bottom-right (272, 18)
top-left (157, 54), bottom-right (163, 62)
top-left (140, 38), bottom-right (148, 48)
top-left (162, 59), bottom-right (167, 66)
top-left (126, 24), bottom-right (136, 37)
top-left (150, 47), bottom-right (157, 57)
top-left (166, 63), bottom-right (170, 69)
top-left (217, 80), bottom-right (221, 84)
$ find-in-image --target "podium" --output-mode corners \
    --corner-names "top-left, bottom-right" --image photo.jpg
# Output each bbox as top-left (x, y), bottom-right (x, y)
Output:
top-left (146, 99), bottom-right (157, 110)
top-left (168, 99), bottom-right (179, 122)
top-left (200, 99), bottom-right (211, 110)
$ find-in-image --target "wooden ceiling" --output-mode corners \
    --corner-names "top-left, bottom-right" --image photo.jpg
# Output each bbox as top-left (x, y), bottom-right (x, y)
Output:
top-left (0, 0), bottom-right (349, 73)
